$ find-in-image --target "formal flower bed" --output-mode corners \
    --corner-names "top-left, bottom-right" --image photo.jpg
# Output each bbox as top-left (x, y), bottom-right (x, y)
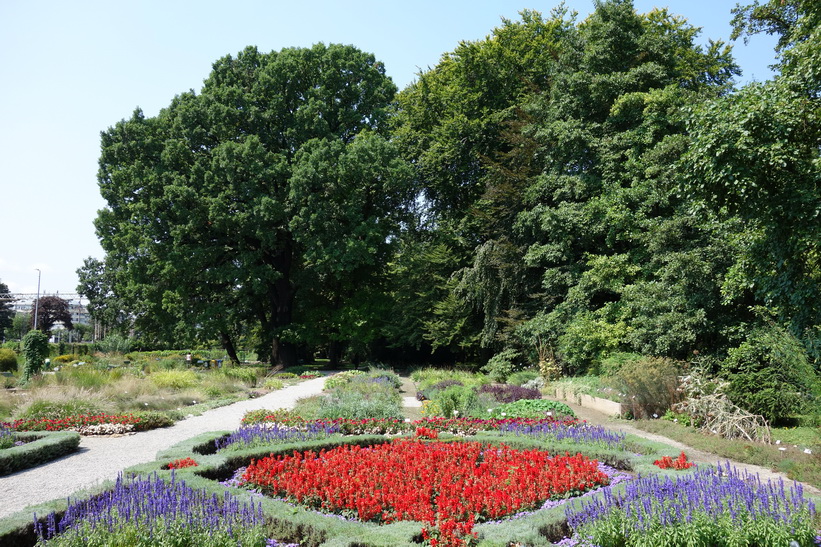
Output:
top-left (215, 421), bottom-right (340, 451)
top-left (563, 462), bottom-right (819, 546)
top-left (241, 412), bottom-right (584, 436)
top-left (241, 439), bottom-right (610, 545)
top-left (33, 473), bottom-right (277, 546)
top-left (4, 414), bottom-right (142, 433)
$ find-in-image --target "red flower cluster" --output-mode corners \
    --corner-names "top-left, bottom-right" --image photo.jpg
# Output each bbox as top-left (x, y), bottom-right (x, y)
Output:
top-left (167, 457), bottom-right (199, 469)
top-left (415, 427), bottom-right (439, 439)
top-left (654, 452), bottom-right (694, 470)
top-left (4, 414), bottom-right (141, 432)
top-left (243, 440), bottom-right (608, 546)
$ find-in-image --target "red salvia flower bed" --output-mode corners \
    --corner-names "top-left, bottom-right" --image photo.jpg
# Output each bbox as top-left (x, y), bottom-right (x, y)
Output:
top-left (167, 457), bottom-right (199, 469)
top-left (654, 451), bottom-right (694, 470)
top-left (242, 439), bottom-right (609, 546)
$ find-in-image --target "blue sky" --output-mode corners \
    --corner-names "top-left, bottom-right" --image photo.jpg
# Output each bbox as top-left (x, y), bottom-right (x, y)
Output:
top-left (0, 0), bottom-right (778, 296)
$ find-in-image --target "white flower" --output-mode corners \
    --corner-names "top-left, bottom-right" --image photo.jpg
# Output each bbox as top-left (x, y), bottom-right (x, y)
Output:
top-left (487, 409), bottom-right (493, 413)
top-left (804, 448), bottom-right (812, 455)
top-left (501, 412), bottom-right (506, 417)
top-left (652, 413), bottom-right (658, 418)
top-left (192, 400), bottom-right (197, 404)
top-left (776, 440), bottom-right (781, 445)
top-left (546, 412), bottom-right (552, 416)
top-left (404, 418), bottom-right (411, 423)
top-left (144, 403), bottom-right (148, 406)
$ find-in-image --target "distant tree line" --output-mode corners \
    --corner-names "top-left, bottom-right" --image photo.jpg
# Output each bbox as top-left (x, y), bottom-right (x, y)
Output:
top-left (78, 0), bottom-right (819, 376)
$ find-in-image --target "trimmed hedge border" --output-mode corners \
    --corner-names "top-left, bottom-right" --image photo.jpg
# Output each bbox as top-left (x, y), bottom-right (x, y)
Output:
top-left (0, 431), bottom-right (80, 477)
top-left (0, 429), bottom-right (682, 546)
top-left (3, 428), bottom-right (818, 546)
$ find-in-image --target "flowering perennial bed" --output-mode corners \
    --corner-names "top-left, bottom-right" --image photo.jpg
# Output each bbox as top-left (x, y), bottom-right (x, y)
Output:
top-left (498, 420), bottom-right (627, 450)
top-left (653, 451), bottom-right (694, 470)
top-left (242, 439), bottom-right (610, 545)
top-left (216, 422), bottom-right (340, 451)
top-left (564, 462), bottom-right (819, 546)
top-left (34, 473), bottom-right (273, 546)
top-left (4, 414), bottom-right (142, 433)
top-left (242, 413), bottom-right (583, 436)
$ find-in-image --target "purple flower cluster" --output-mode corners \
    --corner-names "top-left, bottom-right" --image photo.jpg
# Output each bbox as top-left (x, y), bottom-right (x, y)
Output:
top-left (34, 472), bottom-right (264, 542)
top-left (498, 420), bottom-right (626, 449)
top-left (0, 425), bottom-right (15, 449)
top-left (565, 462), bottom-right (818, 543)
top-left (479, 383), bottom-right (542, 404)
top-left (215, 422), bottom-right (339, 450)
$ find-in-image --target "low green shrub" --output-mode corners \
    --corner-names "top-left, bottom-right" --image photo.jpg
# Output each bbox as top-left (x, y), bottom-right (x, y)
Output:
top-left (324, 370), bottom-right (366, 389)
top-left (53, 354), bottom-right (80, 364)
top-left (16, 399), bottom-right (104, 421)
top-left (410, 368), bottom-right (489, 391)
top-left (149, 370), bottom-right (198, 390)
top-left (132, 411), bottom-right (174, 431)
top-left (612, 356), bottom-right (682, 419)
top-left (481, 348), bottom-right (523, 383)
top-left (262, 378), bottom-right (284, 390)
top-left (486, 399), bottom-right (576, 419)
top-left (506, 370), bottom-right (539, 386)
top-left (0, 348), bottom-right (18, 373)
top-left (0, 430), bottom-right (81, 476)
top-left (722, 325), bottom-right (817, 423)
top-left (428, 385), bottom-right (479, 418)
top-left (272, 372), bottom-right (298, 380)
top-left (220, 366), bottom-right (260, 386)
top-left (599, 352), bottom-right (643, 377)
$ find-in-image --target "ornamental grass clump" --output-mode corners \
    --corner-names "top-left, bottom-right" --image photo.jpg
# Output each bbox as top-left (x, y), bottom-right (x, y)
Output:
top-left (216, 422), bottom-right (340, 451)
top-left (564, 462), bottom-right (818, 546)
top-left (34, 473), bottom-right (269, 546)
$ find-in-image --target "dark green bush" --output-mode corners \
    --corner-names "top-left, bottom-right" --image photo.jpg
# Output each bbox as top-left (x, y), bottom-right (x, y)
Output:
top-left (482, 348), bottom-right (523, 382)
top-left (612, 356), bottom-right (682, 419)
top-left (722, 326), bottom-right (818, 423)
top-left (132, 411), bottom-right (175, 431)
top-left (0, 348), bottom-right (18, 373)
top-left (21, 330), bottom-right (49, 382)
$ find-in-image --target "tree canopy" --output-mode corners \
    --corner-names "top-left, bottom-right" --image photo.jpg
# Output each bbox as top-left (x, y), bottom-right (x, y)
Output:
top-left (80, 0), bottom-right (819, 381)
top-left (89, 43), bottom-right (410, 367)
top-left (32, 295), bottom-right (73, 334)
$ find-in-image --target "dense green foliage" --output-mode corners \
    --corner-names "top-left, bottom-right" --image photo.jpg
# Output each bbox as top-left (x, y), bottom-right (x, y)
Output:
top-left (80, 0), bottom-right (819, 419)
top-left (21, 330), bottom-right (49, 382)
top-left (0, 348), bottom-right (17, 373)
top-left (722, 325), bottom-right (817, 422)
top-left (0, 281), bottom-right (12, 340)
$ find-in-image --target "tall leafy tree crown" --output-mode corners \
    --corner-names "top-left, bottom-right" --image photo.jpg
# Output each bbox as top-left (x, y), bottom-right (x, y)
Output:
top-left (93, 43), bottom-right (409, 366)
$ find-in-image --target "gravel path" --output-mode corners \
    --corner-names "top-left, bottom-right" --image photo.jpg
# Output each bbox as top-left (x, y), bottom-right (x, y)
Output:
top-left (0, 375), bottom-right (329, 520)
top-left (559, 398), bottom-right (821, 498)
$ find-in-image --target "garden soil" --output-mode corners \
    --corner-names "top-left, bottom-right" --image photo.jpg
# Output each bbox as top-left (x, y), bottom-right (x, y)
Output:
top-left (0, 375), bottom-right (329, 520)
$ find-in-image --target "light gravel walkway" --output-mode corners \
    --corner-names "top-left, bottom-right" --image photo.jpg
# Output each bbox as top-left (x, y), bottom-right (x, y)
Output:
top-left (0, 375), bottom-right (329, 520)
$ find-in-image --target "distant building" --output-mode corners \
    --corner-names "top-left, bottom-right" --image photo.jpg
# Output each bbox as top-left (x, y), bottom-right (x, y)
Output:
top-left (10, 294), bottom-right (91, 326)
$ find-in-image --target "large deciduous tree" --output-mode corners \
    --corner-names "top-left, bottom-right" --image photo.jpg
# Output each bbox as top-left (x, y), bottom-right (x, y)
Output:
top-left (0, 281), bottom-right (14, 339)
top-left (32, 295), bottom-right (73, 334)
top-left (683, 0), bottom-right (820, 360)
top-left (93, 43), bottom-right (410, 367)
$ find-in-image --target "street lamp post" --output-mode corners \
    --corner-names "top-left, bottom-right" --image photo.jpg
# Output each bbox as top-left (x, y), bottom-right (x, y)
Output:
top-left (33, 269), bottom-right (41, 330)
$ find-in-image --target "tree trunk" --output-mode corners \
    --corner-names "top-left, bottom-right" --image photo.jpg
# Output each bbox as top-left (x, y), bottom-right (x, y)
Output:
top-left (267, 237), bottom-right (297, 370)
top-left (328, 340), bottom-right (342, 368)
top-left (219, 331), bottom-right (241, 365)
